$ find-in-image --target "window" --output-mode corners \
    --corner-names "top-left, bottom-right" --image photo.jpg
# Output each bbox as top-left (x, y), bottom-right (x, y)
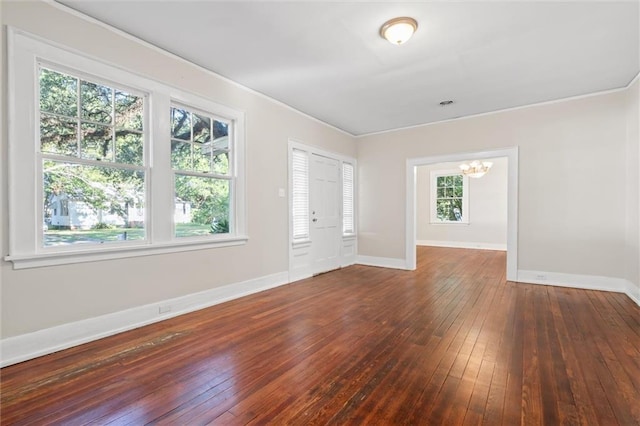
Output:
top-left (7, 31), bottom-right (246, 268)
top-left (430, 171), bottom-right (469, 223)
top-left (170, 105), bottom-right (232, 237)
top-left (39, 66), bottom-right (146, 246)
top-left (291, 149), bottom-right (309, 241)
top-left (342, 162), bottom-right (355, 235)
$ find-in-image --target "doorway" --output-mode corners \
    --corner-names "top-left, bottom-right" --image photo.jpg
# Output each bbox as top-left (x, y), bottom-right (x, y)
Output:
top-left (405, 147), bottom-right (518, 281)
top-left (288, 140), bottom-right (357, 281)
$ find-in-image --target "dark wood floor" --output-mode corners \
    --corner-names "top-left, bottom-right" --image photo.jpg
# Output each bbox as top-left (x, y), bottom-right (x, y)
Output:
top-left (2, 247), bottom-right (640, 425)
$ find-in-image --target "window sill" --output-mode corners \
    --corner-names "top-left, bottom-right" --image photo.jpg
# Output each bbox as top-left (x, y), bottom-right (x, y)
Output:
top-left (5, 236), bottom-right (249, 270)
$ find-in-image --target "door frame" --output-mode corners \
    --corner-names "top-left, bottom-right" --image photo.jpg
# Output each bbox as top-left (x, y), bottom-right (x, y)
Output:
top-left (406, 147), bottom-right (518, 281)
top-left (288, 139), bottom-right (357, 281)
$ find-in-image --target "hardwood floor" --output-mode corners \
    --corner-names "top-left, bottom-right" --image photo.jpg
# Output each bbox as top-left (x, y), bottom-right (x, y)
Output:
top-left (2, 247), bottom-right (640, 425)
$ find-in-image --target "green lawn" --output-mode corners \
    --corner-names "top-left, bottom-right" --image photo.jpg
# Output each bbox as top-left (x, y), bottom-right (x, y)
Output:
top-left (44, 223), bottom-right (212, 246)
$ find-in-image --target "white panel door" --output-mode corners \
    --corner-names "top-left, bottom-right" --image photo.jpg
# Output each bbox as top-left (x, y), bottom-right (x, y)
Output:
top-left (310, 154), bottom-right (341, 275)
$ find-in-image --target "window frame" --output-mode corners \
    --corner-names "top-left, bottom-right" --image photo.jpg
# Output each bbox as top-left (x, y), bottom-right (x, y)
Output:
top-left (6, 28), bottom-right (247, 269)
top-left (342, 161), bottom-right (356, 236)
top-left (169, 102), bottom-right (235, 240)
top-left (430, 170), bottom-right (470, 224)
top-left (291, 148), bottom-right (310, 243)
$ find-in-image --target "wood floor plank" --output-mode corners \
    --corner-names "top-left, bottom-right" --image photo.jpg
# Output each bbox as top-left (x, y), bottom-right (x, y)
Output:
top-left (2, 247), bottom-right (639, 425)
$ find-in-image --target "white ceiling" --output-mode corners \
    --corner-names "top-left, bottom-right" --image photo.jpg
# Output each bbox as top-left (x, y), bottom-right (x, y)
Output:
top-left (58, 1), bottom-right (639, 136)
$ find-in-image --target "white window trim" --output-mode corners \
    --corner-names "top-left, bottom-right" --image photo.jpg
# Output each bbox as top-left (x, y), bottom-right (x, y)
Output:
top-left (430, 170), bottom-right (470, 224)
top-left (6, 28), bottom-right (247, 269)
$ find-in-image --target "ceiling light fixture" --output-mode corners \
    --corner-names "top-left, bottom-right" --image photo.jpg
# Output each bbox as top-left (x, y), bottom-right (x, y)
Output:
top-left (459, 161), bottom-right (493, 178)
top-left (380, 17), bottom-right (418, 45)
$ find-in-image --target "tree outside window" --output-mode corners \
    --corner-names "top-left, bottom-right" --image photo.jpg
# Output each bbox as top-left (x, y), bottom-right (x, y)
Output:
top-left (431, 171), bottom-right (469, 223)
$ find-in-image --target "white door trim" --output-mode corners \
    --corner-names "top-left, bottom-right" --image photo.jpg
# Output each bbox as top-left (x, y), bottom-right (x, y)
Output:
top-left (288, 139), bottom-right (357, 281)
top-left (406, 147), bottom-right (518, 281)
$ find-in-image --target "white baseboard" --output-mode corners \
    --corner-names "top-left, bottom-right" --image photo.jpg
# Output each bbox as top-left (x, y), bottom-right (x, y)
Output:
top-left (356, 255), bottom-right (408, 270)
top-left (625, 280), bottom-right (640, 307)
top-left (417, 240), bottom-right (507, 251)
top-left (517, 270), bottom-right (628, 293)
top-left (0, 271), bottom-right (289, 367)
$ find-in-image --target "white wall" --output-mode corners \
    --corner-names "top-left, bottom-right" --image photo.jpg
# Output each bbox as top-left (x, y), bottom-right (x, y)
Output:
top-left (358, 88), bottom-right (629, 280)
top-left (416, 157), bottom-right (507, 250)
top-left (0, 1), bottom-right (356, 339)
top-left (625, 78), bottom-right (640, 303)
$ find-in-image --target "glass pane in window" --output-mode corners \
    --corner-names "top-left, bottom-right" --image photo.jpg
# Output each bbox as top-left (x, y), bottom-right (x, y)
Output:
top-left (212, 152), bottom-right (229, 175)
top-left (193, 114), bottom-right (211, 143)
top-left (81, 123), bottom-right (113, 161)
top-left (115, 91), bottom-right (143, 131)
top-left (436, 187), bottom-right (445, 198)
top-left (171, 141), bottom-right (192, 169)
top-left (115, 131), bottom-right (143, 165)
top-left (43, 160), bottom-right (145, 246)
top-left (39, 68), bottom-right (78, 117)
top-left (213, 120), bottom-right (229, 139)
top-left (40, 113), bottom-right (78, 156)
top-left (453, 186), bottom-right (463, 197)
top-left (452, 175), bottom-right (463, 186)
top-left (437, 176), bottom-right (446, 188)
top-left (193, 143), bottom-right (211, 173)
top-left (174, 175), bottom-right (230, 237)
top-left (171, 108), bottom-right (191, 141)
top-left (81, 81), bottom-right (112, 124)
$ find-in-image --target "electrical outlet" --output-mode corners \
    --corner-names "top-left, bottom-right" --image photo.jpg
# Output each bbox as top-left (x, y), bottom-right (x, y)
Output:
top-left (158, 305), bottom-right (172, 314)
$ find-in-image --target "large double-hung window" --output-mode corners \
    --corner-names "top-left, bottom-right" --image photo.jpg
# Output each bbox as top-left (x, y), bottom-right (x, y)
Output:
top-left (39, 66), bottom-right (147, 246)
top-left (170, 105), bottom-right (232, 237)
top-left (7, 30), bottom-right (246, 268)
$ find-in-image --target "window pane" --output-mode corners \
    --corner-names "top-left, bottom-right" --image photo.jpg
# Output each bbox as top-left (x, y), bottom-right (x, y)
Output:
top-left (115, 91), bottom-right (143, 131)
top-left (192, 143), bottom-right (211, 173)
top-left (174, 175), bottom-right (230, 237)
top-left (211, 152), bottom-right (229, 175)
top-left (343, 163), bottom-right (354, 234)
top-left (171, 141), bottom-right (192, 169)
top-left (437, 176), bottom-right (446, 188)
top-left (193, 114), bottom-right (211, 143)
top-left (115, 131), bottom-right (143, 165)
top-left (39, 68), bottom-right (78, 117)
top-left (292, 149), bottom-right (309, 239)
top-left (43, 160), bottom-right (145, 246)
top-left (171, 108), bottom-right (191, 141)
top-left (213, 120), bottom-right (229, 139)
top-left (81, 123), bottom-right (113, 161)
top-left (81, 81), bottom-right (112, 124)
top-left (40, 113), bottom-right (78, 156)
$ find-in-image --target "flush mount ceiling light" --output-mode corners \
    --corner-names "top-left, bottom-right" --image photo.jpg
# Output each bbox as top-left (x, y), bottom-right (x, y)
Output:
top-left (459, 161), bottom-right (493, 178)
top-left (380, 17), bottom-right (418, 45)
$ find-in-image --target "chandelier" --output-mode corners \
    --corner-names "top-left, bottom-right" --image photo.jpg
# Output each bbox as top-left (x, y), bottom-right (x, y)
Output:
top-left (459, 161), bottom-right (493, 178)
